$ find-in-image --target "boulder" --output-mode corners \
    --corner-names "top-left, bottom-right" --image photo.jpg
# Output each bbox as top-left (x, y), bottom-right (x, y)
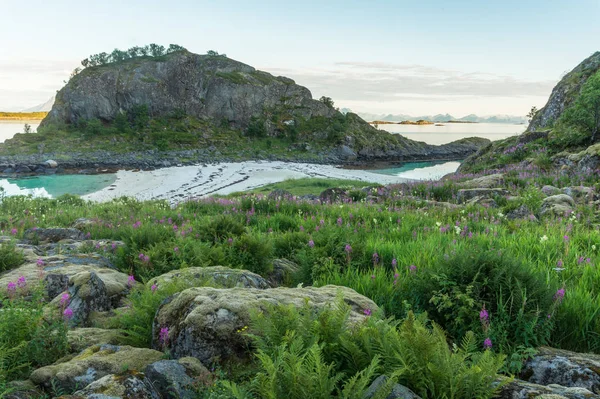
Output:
top-left (466, 196), bottom-right (498, 208)
top-left (497, 377), bottom-right (598, 399)
top-left (363, 375), bottom-right (422, 399)
top-left (3, 379), bottom-right (44, 399)
top-left (152, 285), bottom-right (377, 364)
top-left (144, 357), bottom-right (210, 399)
top-left (67, 328), bottom-right (122, 353)
top-left (268, 258), bottom-right (300, 286)
top-left (542, 185), bottom-right (563, 196)
top-left (0, 254), bottom-right (130, 303)
top-left (459, 173), bottom-right (505, 189)
top-left (456, 188), bottom-right (509, 203)
top-left (24, 227), bottom-right (84, 243)
top-left (520, 347), bottom-right (600, 393)
top-left (506, 205), bottom-right (538, 222)
top-left (147, 266), bottom-right (269, 290)
top-left (29, 344), bottom-right (163, 392)
top-left (72, 218), bottom-right (94, 230)
top-left (68, 372), bottom-right (153, 399)
top-left (540, 195), bottom-right (575, 217)
top-left (43, 160), bottom-right (58, 168)
top-left (562, 186), bottom-right (595, 202)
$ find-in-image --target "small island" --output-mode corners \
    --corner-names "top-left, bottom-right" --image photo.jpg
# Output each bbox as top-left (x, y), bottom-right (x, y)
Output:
top-left (398, 119), bottom-right (434, 125)
top-left (0, 112), bottom-right (48, 121)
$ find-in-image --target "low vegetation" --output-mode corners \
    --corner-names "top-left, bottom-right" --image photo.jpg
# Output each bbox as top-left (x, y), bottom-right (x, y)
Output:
top-left (0, 166), bottom-right (599, 396)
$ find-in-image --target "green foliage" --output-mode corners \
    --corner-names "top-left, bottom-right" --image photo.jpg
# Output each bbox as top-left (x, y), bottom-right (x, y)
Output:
top-left (0, 284), bottom-right (69, 380)
top-left (0, 241), bottom-right (24, 272)
top-left (86, 118), bottom-right (103, 136)
top-left (129, 104), bottom-right (150, 130)
top-left (226, 234), bottom-right (273, 276)
top-left (113, 112), bottom-right (130, 133)
top-left (319, 96), bottom-right (335, 109)
top-left (197, 215), bottom-right (246, 244)
top-left (216, 72), bottom-right (248, 85)
top-left (559, 71), bottom-right (600, 142)
top-left (82, 43), bottom-right (186, 67)
top-left (246, 116), bottom-right (267, 137)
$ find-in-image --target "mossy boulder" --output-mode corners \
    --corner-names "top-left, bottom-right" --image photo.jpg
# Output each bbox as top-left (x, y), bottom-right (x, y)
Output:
top-left (29, 344), bottom-right (163, 392)
top-left (458, 173), bottom-right (505, 189)
top-left (66, 372), bottom-right (153, 399)
top-left (147, 266), bottom-right (269, 290)
top-left (152, 285), bottom-right (377, 364)
top-left (67, 328), bottom-right (122, 353)
top-left (540, 194), bottom-right (575, 217)
top-left (497, 377), bottom-right (597, 399)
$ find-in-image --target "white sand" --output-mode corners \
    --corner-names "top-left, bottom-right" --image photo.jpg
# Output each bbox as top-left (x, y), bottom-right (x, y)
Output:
top-left (82, 161), bottom-right (411, 203)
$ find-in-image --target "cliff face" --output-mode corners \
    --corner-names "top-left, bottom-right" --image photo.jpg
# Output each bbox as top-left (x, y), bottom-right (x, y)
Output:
top-left (42, 52), bottom-right (336, 129)
top-left (528, 51), bottom-right (600, 131)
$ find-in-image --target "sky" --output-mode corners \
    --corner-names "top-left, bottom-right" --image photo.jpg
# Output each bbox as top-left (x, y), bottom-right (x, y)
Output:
top-left (1, 0), bottom-right (599, 116)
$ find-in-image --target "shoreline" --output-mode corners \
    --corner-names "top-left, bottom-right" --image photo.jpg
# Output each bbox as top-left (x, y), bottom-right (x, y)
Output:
top-left (82, 161), bottom-right (414, 203)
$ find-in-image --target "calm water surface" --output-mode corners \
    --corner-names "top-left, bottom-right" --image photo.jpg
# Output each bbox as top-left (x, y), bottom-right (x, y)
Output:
top-left (0, 121), bottom-right (40, 143)
top-left (1, 174), bottom-right (116, 198)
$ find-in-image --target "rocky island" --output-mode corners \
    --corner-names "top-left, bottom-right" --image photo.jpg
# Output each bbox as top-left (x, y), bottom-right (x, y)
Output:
top-left (0, 48), bottom-right (488, 176)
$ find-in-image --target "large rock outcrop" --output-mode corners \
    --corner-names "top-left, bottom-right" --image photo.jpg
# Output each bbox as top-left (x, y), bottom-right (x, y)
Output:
top-left (529, 52), bottom-right (600, 132)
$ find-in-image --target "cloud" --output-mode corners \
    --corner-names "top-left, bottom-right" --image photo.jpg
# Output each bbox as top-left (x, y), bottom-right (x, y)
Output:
top-left (263, 62), bottom-right (556, 102)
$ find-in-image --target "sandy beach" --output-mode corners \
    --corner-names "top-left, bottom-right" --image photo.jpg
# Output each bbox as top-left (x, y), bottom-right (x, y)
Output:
top-left (82, 161), bottom-right (411, 203)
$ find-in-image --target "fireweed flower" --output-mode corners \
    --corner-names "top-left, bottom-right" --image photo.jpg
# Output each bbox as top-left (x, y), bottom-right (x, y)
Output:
top-left (363, 308), bottom-right (372, 316)
top-left (392, 258), bottom-right (397, 268)
top-left (36, 258), bottom-right (45, 267)
top-left (60, 293), bottom-right (70, 306)
top-left (483, 338), bottom-right (493, 350)
top-left (159, 327), bottom-right (169, 344)
top-left (409, 265), bottom-right (417, 273)
top-left (151, 284), bottom-right (158, 293)
top-left (479, 306), bottom-right (489, 324)
top-left (174, 247), bottom-right (179, 253)
top-left (17, 276), bottom-right (26, 289)
top-left (10, 228), bottom-right (17, 235)
top-left (344, 244), bottom-right (352, 254)
top-left (63, 308), bottom-right (74, 320)
top-left (127, 275), bottom-right (136, 287)
top-left (308, 240), bottom-right (315, 248)
top-left (554, 288), bottom-right (565, 303)
top-left (7, 282), bottom-right (16, 292)
top-left (372, 252), bottom-right (379, 265)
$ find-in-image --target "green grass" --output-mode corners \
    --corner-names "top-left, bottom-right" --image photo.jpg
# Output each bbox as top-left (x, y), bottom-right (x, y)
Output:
top-left (229, 178), bottom-right (376, 197)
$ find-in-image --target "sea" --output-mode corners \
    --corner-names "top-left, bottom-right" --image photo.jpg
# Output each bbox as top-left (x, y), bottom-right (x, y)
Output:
top-left (0, 121), bottom-right (525, 198)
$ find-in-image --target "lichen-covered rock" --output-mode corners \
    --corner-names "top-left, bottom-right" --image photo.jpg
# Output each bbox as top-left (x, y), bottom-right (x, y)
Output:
top-left (3, 379), bottom-right (44, 399)
top-left (52, 271), bottom-right (111, 326)
top-left (68, 372), bottom-right (154, 399)
top-left (268, 258), bottom-right (300, 287)
top-left (540, 195), bottom-right (575, 217)
top-left (520, 347), bottom-right (600, 393)
top-left (466, 196), bottom-right (498, 208)
top-left (542, 185), bottom-right (563, 196)
top-left (319, 188), bottom-right (349, 203)
top-left (147, 266), bottom-right (269, 290)
top-left (458, 173), bottom-right (504, 189)
top-left (29, 344), bottom-right (163, 392)
top-left (267, 189), bottom-right (294, 201)
top-left (497, 377), bottom-right (598, 399)
top-left (24, 227), bottom-right (84, 243)
top-left (562, 186), bottom-right (595, 202)
top-left (144, 357), bottom-right (209, 399)
top-left (363, 375), bottom-right (422, 399)
top-left (456, 188), bottom-right (509, 203)
top-left (506, 205), bottom-right (538, 222)
top-left (0, 254), bottom-right (129, 303)
top-left (152, 285), bottom-right (377, 364)
top-left (67, 328), bottom-right (122, 353)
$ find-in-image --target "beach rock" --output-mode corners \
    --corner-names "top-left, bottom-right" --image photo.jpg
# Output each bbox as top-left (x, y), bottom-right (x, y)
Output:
top-left (456, 188), bottom-right (508, 203)
top-left (144, 358), bottom-right (209, 399)
top-left (459, 173), bottom-right (504, 189)
top-left (152, 285), bottom-right (377, 364)
top-left (147, 266), bottom-right (269, 290)
top-left (497, 377), bottom-right (599, 399)
top-left (540, 195), bottom-right (575, 217)
top-left (43, 159), bottom-right (58, 168)
top-left (363, 375), bottom-right (422, 399)
top-left (68, 372), bottom-right (154, 399)
top-left (29, 344), bottom-right (163, 392)
top-left (520, 347), bottom-right (600, 393)
top-left (542, 185), bottom-right (562, 196)
top-left (337, 144), bottom-right (358, 161)
top-left (319, 188), bottom-right (349, 203)
top-left (24, 227), bottom-right (84, 243)
top-left (268, 258), bottom-right (300, 286)
top-left (67, 328), bottom-right (122, 353)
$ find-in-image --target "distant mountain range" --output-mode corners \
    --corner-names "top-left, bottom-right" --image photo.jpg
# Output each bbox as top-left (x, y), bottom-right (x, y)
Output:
top-left (22, 96), bottom-right (55, 113)
top-left (341, 108), bottom-right (527, 124)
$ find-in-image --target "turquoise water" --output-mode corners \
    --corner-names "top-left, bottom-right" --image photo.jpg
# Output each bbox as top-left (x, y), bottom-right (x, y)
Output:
top-left (369, 160), bottom-right (461, 180)
top-left (1, 174), bottom-right (116, 198)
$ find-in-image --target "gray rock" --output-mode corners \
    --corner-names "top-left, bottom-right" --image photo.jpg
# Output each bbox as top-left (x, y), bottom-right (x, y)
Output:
top-left (497, 377), bottom-right (599, 399)
top-left (319, 188), bottom-right (349, 203)
top-left (144, 358), bottom-right (209, 399)
top-left (456, 188), bottom-right (509, 203)
top-left (521, 347), bottom-right (600, 393)
top-left (72, 218), bottom-right (94, 230)
top-left (363, 375), bottom-right (422, 399)
top-left (542, 185), bottom-right (562, 196)
top-left (43, 159), bottom-right (58, 168)
top-left (24, 227), bottom-right (84, 243)
top-left (506, 205), bottom-right (538, 222)
top-left (56, 271), bottom-right (112, 326)
top-left (466, 196), bottom-right (498, 208)
top-left (459, 173), bottom-right (504, 189)
top-left (267, 189), bottom-right (294, 201)
top-left (269, 258), bottom-right (300, 287)
top-left (562, 186), bottom-right (595, 202)
top-left (152, 285), bottom-right (378, 364)
top-left (70, 373), bottom-right (154, 399)
top-left (44, 273), bottom-right (70, 299)
top-left (338, 144), bottom-right (358, 161)
top-left (540, 195), bottom-right (575, 217)
top-left (147, 266), bottom-right (270, 290)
